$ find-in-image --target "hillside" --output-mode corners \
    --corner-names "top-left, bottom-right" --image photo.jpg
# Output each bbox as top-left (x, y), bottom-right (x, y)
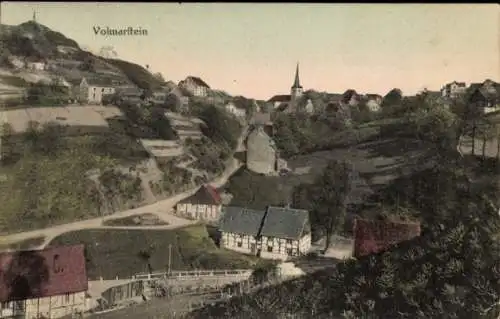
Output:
top-left (0, 20), bottom-right (246, 235)
top-left (0, 20), bottom-right (161, 93)
top-left (189, 162), bottom-right (500, 319)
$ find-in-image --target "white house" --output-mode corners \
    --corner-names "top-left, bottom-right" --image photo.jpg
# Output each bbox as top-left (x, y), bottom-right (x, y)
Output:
top-left (219, 206), bottom-right (312, 261)
top-left (0, 292), bottom-right (89, 319)
top-left (26, 61), bottom-right (46, 71)
top-left (219, 207), bottom-right (268, 255)
top-left (175, 184), bottom-right (223, 222)
top-left (441, 81), bottom-right (467, 99)
top-left (79, 77), bottom-right (116, 104)
top-left (365, 94), bottom-right (383, 112)
top-left (258, 206), bottom-right (311, 261)
top-left (225, 102), bottom-right (247, 119)
top-left (178, 76), bottom-right (210, 97)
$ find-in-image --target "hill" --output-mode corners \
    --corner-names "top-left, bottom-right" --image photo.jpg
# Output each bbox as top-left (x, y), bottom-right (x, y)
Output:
top-left (0, 20), bottom-right (161, 93)
top-left (189, 162), bottom-right (500, 319)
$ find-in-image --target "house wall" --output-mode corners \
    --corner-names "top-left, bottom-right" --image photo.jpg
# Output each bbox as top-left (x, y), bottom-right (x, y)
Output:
top-left (221, 232), bottom-right (259, 255)
top-left (298, 233), bottom-right (312, 254)
top-left (246, 128), bottom-right (276, 175)
top-left (82, 86), bottom-right (116, 104)
top-left (259, 236), bottom-right (301, 261)
top-left (182, 79), bottom-right (208, 97)
top-left (0, 291), bottom-right (87, 319)
top-left (366, 100), bottom-right (381, 112)
top-left (176, 203), bottom-right (222, 222)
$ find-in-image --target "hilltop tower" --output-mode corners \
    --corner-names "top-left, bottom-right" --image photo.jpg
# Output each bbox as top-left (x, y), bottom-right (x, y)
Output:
top-left (32, 10), bottom-right (37, 22)
top-left (289, 62), bottom-right (303, 112)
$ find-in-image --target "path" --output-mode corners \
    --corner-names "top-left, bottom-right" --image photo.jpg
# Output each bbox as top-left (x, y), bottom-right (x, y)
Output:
top-left (0, 153), bottom-right (243, 249)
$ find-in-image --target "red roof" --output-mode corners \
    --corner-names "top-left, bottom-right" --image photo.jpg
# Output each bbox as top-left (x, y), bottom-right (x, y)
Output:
top-left (353, 218), bottom-right (421, 258)
top-left (204, 184), bottom-right (221, 205)
top-left (0, 245), bottom-right (88, 302)
top-left (178, 184), bottom-right (222, 205)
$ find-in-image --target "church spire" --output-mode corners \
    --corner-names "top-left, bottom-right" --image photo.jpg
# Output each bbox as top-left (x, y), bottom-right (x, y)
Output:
top-left (292, 62), bottom-right (302, 89)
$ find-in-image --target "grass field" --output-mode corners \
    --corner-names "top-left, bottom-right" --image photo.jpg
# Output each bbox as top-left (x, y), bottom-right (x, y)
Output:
top-left (47, 225), bottom-right (258, 280)
top-left (102, 213), bottom-right (169, 227)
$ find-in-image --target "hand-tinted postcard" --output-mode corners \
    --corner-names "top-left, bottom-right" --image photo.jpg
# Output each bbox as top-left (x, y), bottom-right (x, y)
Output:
top-left (0, 3), bottom-right (499, 318)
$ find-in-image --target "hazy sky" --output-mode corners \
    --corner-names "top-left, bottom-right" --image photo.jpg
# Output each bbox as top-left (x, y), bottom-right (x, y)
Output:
top-left (2, 3), bottom-right (499, 99)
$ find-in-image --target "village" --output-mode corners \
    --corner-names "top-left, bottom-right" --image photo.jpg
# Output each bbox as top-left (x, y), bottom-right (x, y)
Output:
top-left (1, 5), bottom-right (500, 319)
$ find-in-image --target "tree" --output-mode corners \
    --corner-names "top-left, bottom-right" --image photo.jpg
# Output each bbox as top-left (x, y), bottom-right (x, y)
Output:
top-left (381, 88), bottom-right (403, 109)
top-left (79, 57), bottom-right (95, 72)
top-left (300, 160), bottom-right (354, 250)
top-left (154, 72), bottom-right (164, 82)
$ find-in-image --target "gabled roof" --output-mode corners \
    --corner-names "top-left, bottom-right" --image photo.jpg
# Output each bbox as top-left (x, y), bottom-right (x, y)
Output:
top-left (183, 76), bottom-right (210, 88)
top-left (178, 184), bottom-right (221, 205)
top-left (342, 89), bottom-right (359, 103)
top-left (268, 95), bottom-right (291, 103)
top-left (82, 77), bottom-right (114, 87)
top-left (260, 206), bottom-right (309, 240)
top-left (365, 94), bottom-right (382, 100)
top-left (219, 207), bottom-right (267, 236)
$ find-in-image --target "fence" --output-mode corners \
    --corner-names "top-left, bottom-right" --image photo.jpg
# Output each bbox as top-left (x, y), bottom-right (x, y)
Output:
top-left (133, 269), bottom-right (252, 281)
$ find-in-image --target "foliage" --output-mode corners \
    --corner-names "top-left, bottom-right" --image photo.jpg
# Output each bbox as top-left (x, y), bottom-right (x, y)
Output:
top-left (188, 137), bottom-right (231, 175)
top-left (98, 168), bottom-right (143, 204)
top-left (158, 160), bottom-right (193, 195)
top-left (192, 102), bottom-right (243, 150)
top-left (105, 58), bottom-right (164, 91)
top-left (292, 160), bottom-right (354, 248)
top-left (381, 88), bottom-right (403, 110)
top-left (189, 162), bottom-right (500, 319)
top-left (273, 113), bottom-right (343, 158)
top-left (25, 81), bottom-right (70, 106)
top-left (224, 168), bottom-right (290, 210)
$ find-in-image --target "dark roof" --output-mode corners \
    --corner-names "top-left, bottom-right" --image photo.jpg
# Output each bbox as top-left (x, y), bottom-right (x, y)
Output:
top-left (292, 63), bottom-right (302, 89)
top-left (178, 184), bottom-right (221, 205)
top-left (219, 207), bottom-right (266, 236)
top-left (365, 94), bottom-right (382, 100)
top-left (268, 95), bottom-right (291, 103)
top-left (184, 76), bottom-right (210, 88)
top-left (83, 77), bottom-right (114, 87)
top-left (260, 206), bottom-right (309, 240)
top-left (342, 89), bottom-right (359, 103)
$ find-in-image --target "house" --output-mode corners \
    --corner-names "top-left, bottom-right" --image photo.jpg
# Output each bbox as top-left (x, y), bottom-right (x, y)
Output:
top-left (225, 101), bottom-right (247, 119)
top-left (79, 77), bottom-right (116, 104)
top-left (304, 99), bottom-right (314, 113)
top-left (6, 56), bottom-right (25, 69)
top-left (468, 80), bottom-right (500, 114)
top-left (219, 206), bottom-right (312, 261)
top-left (441, 81), bottom-right (467, 99)
top-left (175, 184), bottom-right (223, 222)
top-left (24, 57), bottom-right (47, 71)
top-left (0, 245), bottom-right (89, 319)
top-left (246, 125), bottom-right (277, 175)
top-left (219, 207), bottom-right (267, 255)
top-left (178, 76), bottom-right (210, 97)
top-left (365, 94), bottom-right (383, 112)
top-left (342, 89), bottom-right (361, 107)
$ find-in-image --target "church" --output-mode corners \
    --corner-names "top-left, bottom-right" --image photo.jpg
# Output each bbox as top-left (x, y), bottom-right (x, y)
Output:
top-left (268, 63), bottom-right (306, 113)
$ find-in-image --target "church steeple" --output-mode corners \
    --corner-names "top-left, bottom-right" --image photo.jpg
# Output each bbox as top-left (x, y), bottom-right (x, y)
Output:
top-left (290, 62), bottom-right (303, 103)
top-left (292, 62), bottom-right (302, 89)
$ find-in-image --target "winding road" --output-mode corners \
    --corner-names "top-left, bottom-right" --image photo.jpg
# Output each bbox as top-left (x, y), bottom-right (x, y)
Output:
top-left (0, 126), bottom-right (248, 250)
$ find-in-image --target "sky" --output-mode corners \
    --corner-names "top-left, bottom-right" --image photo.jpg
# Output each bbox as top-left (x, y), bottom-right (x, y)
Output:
top-left (1, 3), bottom-right (499, 100)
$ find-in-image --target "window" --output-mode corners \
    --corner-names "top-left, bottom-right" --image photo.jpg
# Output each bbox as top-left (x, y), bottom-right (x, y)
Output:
top-left (65, 293), bottom-right (70, 303)
top-left (286, 239), bottom-right (293, 245)
top-left (237, 242), bottom-right (242, 247)
top-left (101, 88), bottom-right (105, 92)
top-left (267, 245), bottom-right (273, 252)
top-left (287, 248), bottom-right (293, 256)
